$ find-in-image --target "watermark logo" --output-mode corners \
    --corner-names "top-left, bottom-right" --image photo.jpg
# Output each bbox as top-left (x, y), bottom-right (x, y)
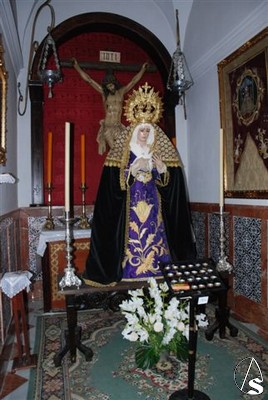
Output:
top-left (234, 357), bottom-right (264, 395)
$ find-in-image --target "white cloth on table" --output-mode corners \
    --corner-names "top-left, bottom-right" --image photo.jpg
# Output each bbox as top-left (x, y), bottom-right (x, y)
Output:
top-left (0, 270), bottom-right (33, 298)
top-left (0, 173), bottom-right (16, 184)
top-left (36, 228), bottom-right (91, 257)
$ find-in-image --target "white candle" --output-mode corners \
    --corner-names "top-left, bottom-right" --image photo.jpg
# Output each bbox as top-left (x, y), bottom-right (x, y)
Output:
top-left (219, 128), bottom-right (224, 208)
top-left (65, 122), bottom-right (71, 212)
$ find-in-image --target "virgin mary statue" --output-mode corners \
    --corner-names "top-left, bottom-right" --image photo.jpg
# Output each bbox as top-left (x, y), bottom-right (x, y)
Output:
top-left (83, 83), bottom-right (196, 286)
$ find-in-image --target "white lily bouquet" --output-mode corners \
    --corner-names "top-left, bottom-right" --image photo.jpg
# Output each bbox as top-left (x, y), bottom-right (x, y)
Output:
top-left (120, 277), bottom-right (208, 370)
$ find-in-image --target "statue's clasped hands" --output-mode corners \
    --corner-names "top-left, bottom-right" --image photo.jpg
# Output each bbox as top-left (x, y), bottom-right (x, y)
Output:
top-left (131, 157), bottom-right (150, 176)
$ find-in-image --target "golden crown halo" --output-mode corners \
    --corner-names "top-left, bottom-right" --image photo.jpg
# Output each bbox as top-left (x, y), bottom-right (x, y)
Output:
top-left (124, 82), bottom-right (164, 125)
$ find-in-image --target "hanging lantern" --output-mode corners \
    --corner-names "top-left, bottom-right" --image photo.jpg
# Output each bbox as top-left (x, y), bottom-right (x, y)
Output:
top-left (167, 9), bottom-right (194, 119)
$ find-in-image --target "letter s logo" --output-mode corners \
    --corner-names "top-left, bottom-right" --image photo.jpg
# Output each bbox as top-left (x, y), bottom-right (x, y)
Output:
top-left (248, 377), bottom-right (264, 395)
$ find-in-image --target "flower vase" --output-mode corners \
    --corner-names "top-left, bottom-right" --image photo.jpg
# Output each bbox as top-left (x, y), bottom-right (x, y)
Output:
top-left (135, 344), bottom-right (160, 370)
top-left (155, 350), bottom-right (172, 371)
top-left (135, 345), bottom-right (173, 371)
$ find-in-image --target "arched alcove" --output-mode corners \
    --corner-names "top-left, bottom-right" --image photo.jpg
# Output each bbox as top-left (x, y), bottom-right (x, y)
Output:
top-left (29, 12), bottom-right (176, 206)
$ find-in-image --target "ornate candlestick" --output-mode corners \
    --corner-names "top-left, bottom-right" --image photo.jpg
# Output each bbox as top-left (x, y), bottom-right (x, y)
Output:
top-left (78, 184), bottom-right (90, 229)
top-left (216, 207), bottom-right (233, 273)
top-left (59, 211), bottom-right (82, 290)
top-left (44, 183), bottom-right (55, 230)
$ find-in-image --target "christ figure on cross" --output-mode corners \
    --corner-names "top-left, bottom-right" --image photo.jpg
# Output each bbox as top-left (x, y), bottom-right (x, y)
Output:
top-left (72, 58), bottom-right (148, 155)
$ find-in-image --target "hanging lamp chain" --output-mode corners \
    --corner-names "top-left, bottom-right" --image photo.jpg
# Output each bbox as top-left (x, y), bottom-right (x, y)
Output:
top-left (176, 9), bottom-right (180, 48)
top-left (17, 0), bottom-right (61, 115)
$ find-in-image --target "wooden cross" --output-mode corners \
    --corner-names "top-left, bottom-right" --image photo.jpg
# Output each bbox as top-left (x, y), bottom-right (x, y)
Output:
top-left (61, 59), bottom-right (157, 73)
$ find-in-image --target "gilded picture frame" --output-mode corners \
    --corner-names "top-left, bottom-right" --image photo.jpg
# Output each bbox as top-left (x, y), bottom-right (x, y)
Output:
top-left (0, 35), bottom-right (8, 165)
top-left (218, 28), bottom-right (268, 199)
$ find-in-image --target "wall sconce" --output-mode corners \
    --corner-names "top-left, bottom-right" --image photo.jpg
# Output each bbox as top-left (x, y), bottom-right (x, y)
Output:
top-left (17, 0), bottom-right (62, 116)
top-left (167, 9), bottom-right (194, 119)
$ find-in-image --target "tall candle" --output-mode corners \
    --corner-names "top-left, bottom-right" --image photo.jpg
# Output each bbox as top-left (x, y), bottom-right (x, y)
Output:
top-left (81, 133), bottom-right (86, 185)
top-left (219, 128), bottom-right (224, 208)
top-left (65, 122), bottom-right (71, 212)
top-left (47, 131), bottom-right (53, 185)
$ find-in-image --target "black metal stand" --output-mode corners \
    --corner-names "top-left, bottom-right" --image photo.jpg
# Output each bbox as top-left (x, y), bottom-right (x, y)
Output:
top-left (160, 258), bottom-right (238, 400)
top-left (169, 297), bottom-right (210, 400)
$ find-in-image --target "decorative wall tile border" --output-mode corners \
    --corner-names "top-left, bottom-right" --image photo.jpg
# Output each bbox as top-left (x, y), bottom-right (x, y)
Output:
top-left (233, 216), bottom-right (262, 303)
top-left (192, 211), bottom-right (206, 258)
top-left (191, 203), bottom-right (267, 336)
top-left (209, 212), bottom-right (230, 265)
top-left (28, 216), bottom-right (47, 278)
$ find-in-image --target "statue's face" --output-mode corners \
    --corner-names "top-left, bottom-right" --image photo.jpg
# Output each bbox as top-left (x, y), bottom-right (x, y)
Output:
top-left (106, 82), bottom-right (116, 94)
top-left (137, 125), bottom-right (151, 144)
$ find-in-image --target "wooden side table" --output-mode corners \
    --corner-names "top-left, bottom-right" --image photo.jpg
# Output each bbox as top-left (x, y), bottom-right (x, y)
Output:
top-left (54, 279), bottom-right (149, 366)
top-left (0, 271), bottom-right (37, 371)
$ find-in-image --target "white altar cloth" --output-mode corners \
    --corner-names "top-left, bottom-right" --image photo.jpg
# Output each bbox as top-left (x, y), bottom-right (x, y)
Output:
top-left (0, 270), bottom-right (33, 298)
top-left (36, 228), bottom-right (91, 257)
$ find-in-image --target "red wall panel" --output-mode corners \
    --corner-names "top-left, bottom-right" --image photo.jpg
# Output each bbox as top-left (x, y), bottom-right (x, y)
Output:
top-left (43, 32), bottom-right (164, 206)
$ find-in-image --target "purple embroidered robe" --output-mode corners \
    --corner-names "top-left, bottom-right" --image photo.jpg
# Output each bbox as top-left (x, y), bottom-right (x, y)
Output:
top-left (122, 151), bottom-right (171, 281)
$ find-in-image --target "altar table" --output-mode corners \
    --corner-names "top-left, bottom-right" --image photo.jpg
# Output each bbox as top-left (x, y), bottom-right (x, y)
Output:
top-left (37, 229), bottom-right (91, 311)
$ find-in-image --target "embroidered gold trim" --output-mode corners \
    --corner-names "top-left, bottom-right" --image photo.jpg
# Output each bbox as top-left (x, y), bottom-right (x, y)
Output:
top-left (121, 275), bottom-right (164, 282)
top-left (105, 125), bottom-right (182, 170)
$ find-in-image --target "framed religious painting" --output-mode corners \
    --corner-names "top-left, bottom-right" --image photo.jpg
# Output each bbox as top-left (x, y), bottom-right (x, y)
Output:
top-left (0, 34), bottom-right (8, 165)
top-left (218, 27), bottom-right (268, 199)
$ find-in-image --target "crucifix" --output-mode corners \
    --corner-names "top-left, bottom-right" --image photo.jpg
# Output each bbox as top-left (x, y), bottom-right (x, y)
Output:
top-left (65, 58), bottom-right (155, 155)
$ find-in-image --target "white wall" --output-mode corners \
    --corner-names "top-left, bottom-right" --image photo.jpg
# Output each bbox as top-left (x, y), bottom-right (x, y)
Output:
top-left (185, 0), bottom-right (268, 206)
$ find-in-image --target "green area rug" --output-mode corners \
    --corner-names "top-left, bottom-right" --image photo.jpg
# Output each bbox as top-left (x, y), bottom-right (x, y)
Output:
top-left (28, 308), bottom-right (268, 400)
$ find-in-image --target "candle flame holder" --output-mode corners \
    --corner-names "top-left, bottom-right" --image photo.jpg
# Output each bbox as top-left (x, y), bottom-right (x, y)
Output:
top-left (216, 207), bottom-right (233, 273)
top-left (43, 183), bottom-right (55, 230)
top-left (59, 212), bottom-right (82, 290)
top-left (78, 184), bottom-right (90, 229)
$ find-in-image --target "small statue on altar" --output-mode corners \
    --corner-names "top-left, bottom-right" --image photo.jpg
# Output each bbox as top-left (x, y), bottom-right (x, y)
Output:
top-left (72, 58), bottom-right (148, 155)
top-left (83, 83), bottom-right (196, 287)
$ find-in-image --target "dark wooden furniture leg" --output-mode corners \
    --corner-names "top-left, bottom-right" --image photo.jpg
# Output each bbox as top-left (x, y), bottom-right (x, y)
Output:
top-left (12, 291), bottom-right (37, 371)
top-left (205, 274), bottom-right (238, 341)
top-left (54, 294), bottom-right (93, 367)
top-left (53, 280), bottom-right (146, 366)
